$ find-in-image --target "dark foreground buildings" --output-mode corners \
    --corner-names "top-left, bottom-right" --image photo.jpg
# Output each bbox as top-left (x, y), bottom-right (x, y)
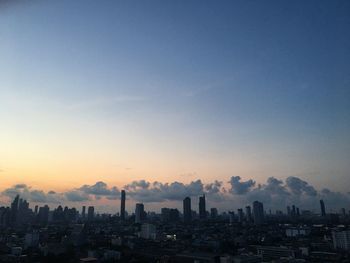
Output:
top-left (0, 194), bottom-right (349, 262)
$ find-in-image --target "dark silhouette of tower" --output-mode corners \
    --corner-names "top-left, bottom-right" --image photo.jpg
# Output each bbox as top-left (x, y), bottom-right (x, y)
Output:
top-left (199, 194), bottom-right (206, 219)
top-left (120, 190), bottom-right (126, 221)
top-left (10, 195), bottom-right (20, 224)
top-left (135, 203), bottom-right (144, 223)
top-left (320, 199), bottom-right (326, 217)
top-left (253, 201), bottom-right (264, 225)
top-left (82, 206), bottom-right (86, 219)
top-left (183, 197), bottom-right (192, 223)
top-left (87, 206), bottom-right (94, 221)
top-left (38, 205), bottom-right (49, 225)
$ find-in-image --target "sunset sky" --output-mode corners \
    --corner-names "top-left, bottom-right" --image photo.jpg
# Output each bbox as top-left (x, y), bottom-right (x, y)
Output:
top-left (0, 0), bottom-right (349, 212)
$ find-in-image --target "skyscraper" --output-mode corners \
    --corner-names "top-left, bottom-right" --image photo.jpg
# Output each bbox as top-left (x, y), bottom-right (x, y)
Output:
top-left (34, 205), bottom-right (39, 214)
top-left (87, 206), bottom-right (94, 221)
top-left (10, 195), bottom-right (20, 224)
top-left (135, 203), bottom-right (144, 223)
top-left (320, 199), bottom-right (326, 217)
top-left (82, 206), bottom-right (86, 219)
top-left (253, 201), bottom-right (264, 225)
top-left (120, 190), bottom-right (126, 221)
top-left (199, 194), bottom-right (206, 219)
top-left (38, 205), bottom-right (49, 225)
top-left (183, 197), bottom-right (192, 223)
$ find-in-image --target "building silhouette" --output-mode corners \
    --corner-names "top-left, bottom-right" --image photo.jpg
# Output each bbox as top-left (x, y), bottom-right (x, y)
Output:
top-left (320, 199), bottom-right (326, 217)
top-left (161, 208), bottom-right (180, 222)
top-left (199, 194), bottom-right (206, 219)
top-left (82, 206), bottom-right (86, 219)
top-left (120, 190), bottom-right (126, 221)
top-left (10, 195), bottom-right (19, 225)
top-left (87, 206), bottom-right (94, 221)
top-left (38, 205), bottom-right (49, 225)
top-left (183, 197), bottom-right (192, 223)
top-left (253, 201), bottom-right (264, 225)
top-left (135, 203), bottom-right (145, 223)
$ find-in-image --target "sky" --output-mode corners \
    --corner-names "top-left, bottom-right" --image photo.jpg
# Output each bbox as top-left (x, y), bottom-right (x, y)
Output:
top-left (0, 0), bottom-right (349, 213)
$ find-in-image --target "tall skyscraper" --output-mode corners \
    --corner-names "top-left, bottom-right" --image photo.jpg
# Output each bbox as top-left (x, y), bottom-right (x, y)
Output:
top-left (135, 203), bottom-right (144, 223)
top-left (199, 194), bottom-right (206, 219)
top-left (34, 205), bottom-right (39, 214)
top-left (10, 195), bottom-right (20, 224)
top-left (120, 190), bottom-right (126, 221)
top-left (183, 197), bottom-right (192, 223)
top-left (38, 205), bottom-right (49, 225)
top-left (253, 201), bottom-right (264, 225)
top-left (320, 199), bottom-right (326, 217)
top-left (82, 206), bottom-right (86, 219)
top-left (87, 206), bottom-right (94, 221)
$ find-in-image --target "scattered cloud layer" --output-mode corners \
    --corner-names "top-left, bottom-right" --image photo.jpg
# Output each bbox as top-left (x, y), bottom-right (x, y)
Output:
top-left (1, 176), bottom-right (349, 211)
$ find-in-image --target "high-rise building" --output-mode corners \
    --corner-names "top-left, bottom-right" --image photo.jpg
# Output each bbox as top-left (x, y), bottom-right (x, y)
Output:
top-left (87, 206), bottom-right (94, 221)
top-left (320, 200), bottom-right (326, 217)
top-left (253, 201), bottom-right (264, 225)
top-left (82, 206), bottom-right (86, 219)
top-left (10, 195), bottom-right (20, 224)
top-left (120, 190), bottom-right (126, 221)
top-left (135, 203), bottom-right (144, 223)
top-left (245, 206), bottom-right (252, 222)
top-left (183, 197), bottom-right (192, 223)
top-left (199, 194), bottom-right (206, 219)
top-left (38, 205), bottom-right (49, 225)
top-left (34, 205), bottom-right (39, 215)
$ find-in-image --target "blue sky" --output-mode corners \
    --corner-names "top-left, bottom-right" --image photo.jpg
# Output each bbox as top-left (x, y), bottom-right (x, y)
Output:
top-left (0, 0), bottom-right (350, 208)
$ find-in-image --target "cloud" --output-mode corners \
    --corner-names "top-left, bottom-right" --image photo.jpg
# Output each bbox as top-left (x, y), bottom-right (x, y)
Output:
top-left (65, 190), bottom-right (90, 202)
top-left (2, 184), bottom-right (62, 203)
top-left (124, 179), bottom-right (204, 202)
top-left (285, 176), bottom-right (317, 196)
top-left (229, 176), bottom-right (256, 195)
top-left (79, 181), bottom-right (120, 197)
top-left (1, 176), bottom-right (349, 211)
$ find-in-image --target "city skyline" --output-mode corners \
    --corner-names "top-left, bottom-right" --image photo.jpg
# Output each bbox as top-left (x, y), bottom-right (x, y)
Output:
top-left (1, 1), bottom-right (350, 212)
top-left (3, 190), bottom-right (336, 219)
top-left (1, 175), bottom-right (349, 214)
